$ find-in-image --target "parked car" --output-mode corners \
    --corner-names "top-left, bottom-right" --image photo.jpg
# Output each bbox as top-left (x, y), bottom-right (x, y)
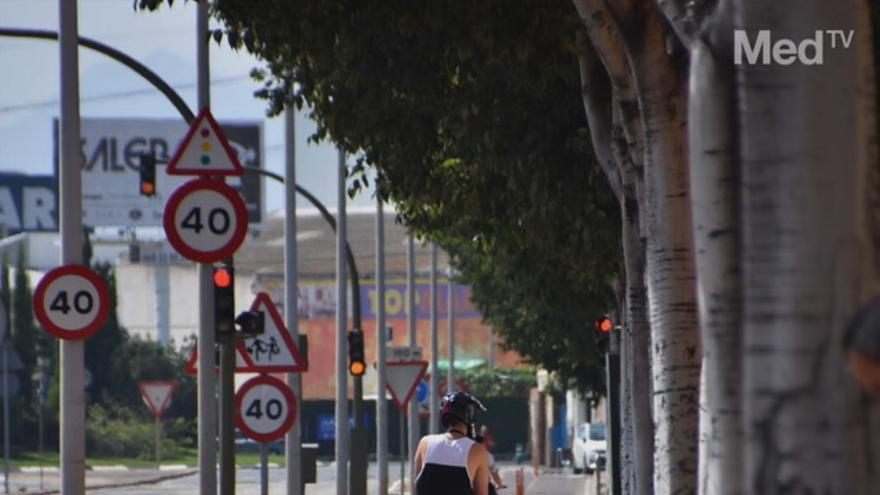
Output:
top-left (235, 432), bottom-right (285, 456)
top-left (571, 422), bottom-right (606, 474)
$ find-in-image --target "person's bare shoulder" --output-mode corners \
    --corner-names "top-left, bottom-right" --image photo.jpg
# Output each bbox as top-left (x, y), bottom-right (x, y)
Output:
top-left (468, 440), bottom-right (490, 464)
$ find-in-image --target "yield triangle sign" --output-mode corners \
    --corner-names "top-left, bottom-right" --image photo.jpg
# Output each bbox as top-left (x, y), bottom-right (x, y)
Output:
top-left (184, 342), bottom-right (258, 375)
top-left (386, 361), bottom-right (428, 411)
top-left (139, 381), bottom-right (176, 417)
top-left (239, 292), bottom-right (308, 373)
top-left (167, 108), bottom-right (245, 176)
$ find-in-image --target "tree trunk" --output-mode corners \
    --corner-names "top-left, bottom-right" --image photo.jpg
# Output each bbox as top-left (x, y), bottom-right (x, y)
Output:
top-left (736, 1), bottom-right (878, 493)
top-left (629, 4), bottom-right (700, 494)
top-left (620, 182), bottom-right (654, 495)
top-left (576, 28), bottom-right (654, 493)
top-left (688, 39), bottom-right (743, 495)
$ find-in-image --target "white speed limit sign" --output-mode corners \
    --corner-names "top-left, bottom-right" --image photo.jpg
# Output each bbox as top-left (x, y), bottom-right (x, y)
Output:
top-left (163, 178), bottom-right (249, 263)
top-left (33, 265), bottom-right (110, 340)
top-left (235, 374), bottom-right (297, 443)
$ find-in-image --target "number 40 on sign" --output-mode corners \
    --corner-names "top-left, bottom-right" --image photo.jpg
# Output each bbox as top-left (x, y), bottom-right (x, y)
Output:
top-left (33, 265), bottom-right (111, 340)
top-left (235, 374), bottom-right (297, 443)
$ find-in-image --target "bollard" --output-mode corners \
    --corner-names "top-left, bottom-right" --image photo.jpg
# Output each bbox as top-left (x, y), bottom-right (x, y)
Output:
top-left (516, 468), bottom-right (525, 495)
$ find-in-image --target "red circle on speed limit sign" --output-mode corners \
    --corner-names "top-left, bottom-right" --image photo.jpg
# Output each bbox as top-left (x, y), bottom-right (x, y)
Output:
top-left (33, 265), bottom-right (110, 340)
top-left (235, 374), bottom-right (297, 443)
top-left (163, 178), bottom-right (249, 264)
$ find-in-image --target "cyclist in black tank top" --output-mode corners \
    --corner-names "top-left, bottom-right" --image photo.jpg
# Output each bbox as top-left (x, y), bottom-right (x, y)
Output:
top-left (414, 392), bottom-right (490, 495)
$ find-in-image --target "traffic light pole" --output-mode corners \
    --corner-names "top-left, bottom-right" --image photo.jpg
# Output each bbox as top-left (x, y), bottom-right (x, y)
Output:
top-left (605, 331), bottom-right (622, 495)
top-left (219, 260), bottom-right (236, 495)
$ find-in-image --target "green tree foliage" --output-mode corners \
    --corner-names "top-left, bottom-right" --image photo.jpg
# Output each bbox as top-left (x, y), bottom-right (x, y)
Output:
top-left (12, 247), bottom-right (37, 401)
top-left (141, 0), bottom-right (622, 388)
top-left (1, 257), bottom-right (9, 326)
top-left (454, 366), bottom-right (537, 399)
top-left (85, 262), bottom-right (129, 404)
top-left (210, 0), bottom-right (621, 388)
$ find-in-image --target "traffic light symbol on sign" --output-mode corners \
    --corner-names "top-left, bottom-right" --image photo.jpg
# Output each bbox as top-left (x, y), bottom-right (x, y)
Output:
top-left (139, 154), bottom-right (156, 197)
top-left (348, 330), bottom-right (366, 376)
top-left (214, 264), bottom-right (235, 335)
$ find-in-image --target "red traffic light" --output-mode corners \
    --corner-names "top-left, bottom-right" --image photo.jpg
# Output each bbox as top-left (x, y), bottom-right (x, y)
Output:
top-left (213, 268), bottom-right (232, 288)
top-left (595, 317), bottom-right (613, 333)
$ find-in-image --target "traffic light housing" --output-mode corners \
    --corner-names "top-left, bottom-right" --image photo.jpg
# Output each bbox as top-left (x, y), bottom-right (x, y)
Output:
top-left (348, 329), bottom-right (366, 376)
top-left (594, 317), bottom-right (613, 333)
top-left (594, 317), bottom-right (613, 354)
top-left (139, 153), bottom-right (156, 197)
top-left (235, 310), bottom-right (265, 337)
top-left (214, 263), bottom-right (234, 335)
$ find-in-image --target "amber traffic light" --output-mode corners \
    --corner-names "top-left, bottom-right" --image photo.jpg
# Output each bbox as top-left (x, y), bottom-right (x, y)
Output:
top-left (139, 154), bottom-right (156, 197)
top-left (348, 330), bottom-right (366, 376)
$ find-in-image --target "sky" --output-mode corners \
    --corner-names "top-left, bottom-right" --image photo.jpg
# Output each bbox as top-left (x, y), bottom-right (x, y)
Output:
top-left (0, 0), bottom-right (376, 219)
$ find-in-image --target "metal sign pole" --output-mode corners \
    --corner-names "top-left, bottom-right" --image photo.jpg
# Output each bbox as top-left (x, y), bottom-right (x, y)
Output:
top-left (260, 443), bottom-right (269, 495)
top-left (376, 196), bottom-right (388, 494)
top-left (155, 415), bottom-right (161, 467)
top-left (195, 3), bottom-right (218, 495)
top-left (58, 1), bottom-right (86, 492)
top-left (399, 412), bottom-right (406, 495)
top-left (284, 103), bottom-right (304, 495)
top-left (405, 235), bottom-right (418, 493)
top-left (429, 246), bottom-right (438, 434)
top-left (446, 268), bottom-right (455, 394)
top-left (335, 148), bottom-right (349, 495)
top-left (3, 338), bottom-right (8, 495)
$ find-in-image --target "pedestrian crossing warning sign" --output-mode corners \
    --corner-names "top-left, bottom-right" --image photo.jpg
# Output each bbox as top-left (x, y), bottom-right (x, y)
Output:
top-left (239, 292), bottom-right (308, 373)
top-left (167, 108), bottom-right (245, 176)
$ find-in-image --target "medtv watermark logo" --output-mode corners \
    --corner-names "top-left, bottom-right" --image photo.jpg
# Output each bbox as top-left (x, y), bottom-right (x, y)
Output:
top-left (734, 30), bottom-right (854, 65)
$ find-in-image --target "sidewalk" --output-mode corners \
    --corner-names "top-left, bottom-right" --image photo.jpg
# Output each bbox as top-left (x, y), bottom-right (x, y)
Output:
top-left (498, 465), bottom-right (598, 495)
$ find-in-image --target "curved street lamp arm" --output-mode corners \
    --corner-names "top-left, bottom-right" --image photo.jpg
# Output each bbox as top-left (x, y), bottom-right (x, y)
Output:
top-left (0, 27), bottom-right (196, 123)
top-left (243, 167), bottom-right (362, 331)
top-left (0, 27), bottom-right (362, 330)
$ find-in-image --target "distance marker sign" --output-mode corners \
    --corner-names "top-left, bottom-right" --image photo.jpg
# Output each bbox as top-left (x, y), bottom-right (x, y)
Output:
top-left (33, 265), bottom-right (110, 340)
top-left (235, 374), bottom-right (296, 443)
top-left (163, 178), bottom-right (249, 263)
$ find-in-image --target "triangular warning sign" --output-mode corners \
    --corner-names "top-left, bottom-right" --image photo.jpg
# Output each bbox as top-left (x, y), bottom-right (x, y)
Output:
top-left (167, 108), bottom-right (245, 176)
top-left (139, 381), bottom-right (176, 417)
top-left (238, 292), bottom-right (308, 373)
top-left (386, 361), bottom-right (428, 411)
top-left (184, 342), bottom-right (258, 375)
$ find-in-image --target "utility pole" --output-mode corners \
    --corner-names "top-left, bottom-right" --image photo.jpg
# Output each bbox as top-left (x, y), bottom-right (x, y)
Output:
top-left (429, 245), bottom-right (439, 434)
top-left (195, 3), bottom-right (218, 494)
top-left (284, 106), bottom-right (304, 495)
top-left (446, 267), bottom-right (455, 394)
top-left (406, 235), bottom-right (419, 491)
top-left (376, 198), bottom-right (388, 494)
top-left (58, 1), bottom-right (86, 493)
top-left (335, 149), bottom-right (349, 495)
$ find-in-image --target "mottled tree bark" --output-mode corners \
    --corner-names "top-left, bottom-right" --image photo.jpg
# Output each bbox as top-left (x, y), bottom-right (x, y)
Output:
top-left (626, 3), bottom-right (701, 493)
top-left (575, 11), bottom-right (654, 492)
top-left (736, 1), bottom-right (878, 493)
top-left (688, 39), bottom-right (743, 495)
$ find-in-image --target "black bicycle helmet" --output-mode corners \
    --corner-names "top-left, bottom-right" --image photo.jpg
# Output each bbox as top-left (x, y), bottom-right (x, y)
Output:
top-left (440, 391), bottom-right (486, 437)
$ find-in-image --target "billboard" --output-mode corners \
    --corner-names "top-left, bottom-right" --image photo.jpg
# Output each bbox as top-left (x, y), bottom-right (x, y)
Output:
top-left (53, 118), bottom-right (264, 228)
top-left (0, 173), bottom-right (58, 234)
